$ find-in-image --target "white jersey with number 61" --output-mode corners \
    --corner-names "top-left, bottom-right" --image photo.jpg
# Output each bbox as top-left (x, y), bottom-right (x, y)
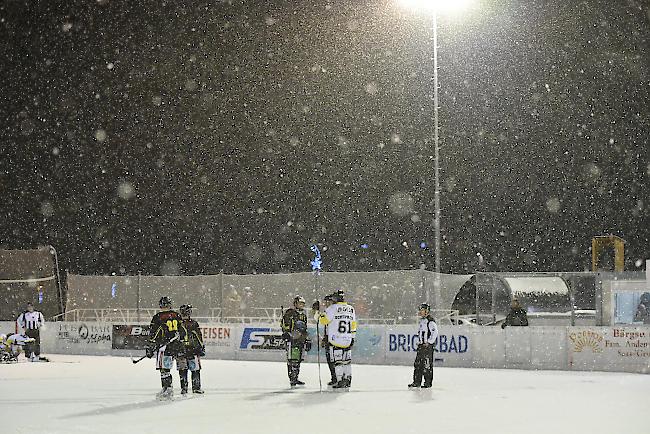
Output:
top-left (319, 302), bottom-right (357, 348)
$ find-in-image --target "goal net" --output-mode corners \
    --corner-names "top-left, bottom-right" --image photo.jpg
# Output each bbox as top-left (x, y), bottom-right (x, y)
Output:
top-left (0, 248), bottom-right (60, 322)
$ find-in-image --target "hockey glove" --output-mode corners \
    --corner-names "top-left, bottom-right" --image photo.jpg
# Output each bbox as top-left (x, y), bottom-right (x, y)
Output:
top-left (349, 338), bottom-right (355, 349)
top-left (145, 346), bottom-right (154, 358)
top-left (304, 340), bottom-right (312, 352)
top-left (282, 332), bottom-right (291, 342)
top-left (198, 345), bottom-right (206, 357)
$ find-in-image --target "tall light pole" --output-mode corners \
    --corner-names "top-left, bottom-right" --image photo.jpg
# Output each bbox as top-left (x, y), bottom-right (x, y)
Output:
top-left (48, 245), bottom-right (64, 316)
top-left (397, 0), bottom-right (471, 308)
top-left (432, 9), bottom-right (441, 306)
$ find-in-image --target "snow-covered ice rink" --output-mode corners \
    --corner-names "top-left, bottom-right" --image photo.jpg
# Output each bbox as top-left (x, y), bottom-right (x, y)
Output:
top-left (1, 355), bottom-right (648, 434)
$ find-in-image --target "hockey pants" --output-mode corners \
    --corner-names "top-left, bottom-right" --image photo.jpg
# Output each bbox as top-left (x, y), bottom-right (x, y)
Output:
top-left (286, 341), bottom-right (304, 383)
top-left (413, 344), bottom-right (434, 386)
top-left (329, 346), bottom-right (352, 384)
top-left (24, 329), bottom-right (40, 357)
top-left (156, 345), bottom-right (175, 389)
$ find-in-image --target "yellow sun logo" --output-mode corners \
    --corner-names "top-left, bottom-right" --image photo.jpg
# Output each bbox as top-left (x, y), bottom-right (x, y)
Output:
top-left (570, 331), bottom-right (603, 353)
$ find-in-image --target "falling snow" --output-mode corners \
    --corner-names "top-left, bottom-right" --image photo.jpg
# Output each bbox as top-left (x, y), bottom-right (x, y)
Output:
top-left (0, 0), bottom-right (648, 276)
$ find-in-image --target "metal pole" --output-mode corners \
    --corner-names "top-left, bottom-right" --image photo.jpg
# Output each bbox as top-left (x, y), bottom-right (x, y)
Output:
top-left (218, 271), bottom-right (224, 322)
top-left (491, 276), bottom-right (496, 324)
top-left (48, 245), bottom-right (64, 317)
top-left (137, 271), bottom-right (141, 323)
top-left (433, 11), bottom-right (442, 307)
top-left (475, 274), bottom-right (480, 325)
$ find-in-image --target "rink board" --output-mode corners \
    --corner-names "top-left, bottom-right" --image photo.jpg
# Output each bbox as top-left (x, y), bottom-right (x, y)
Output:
top-left (1, 321), bottom-right (648, 373)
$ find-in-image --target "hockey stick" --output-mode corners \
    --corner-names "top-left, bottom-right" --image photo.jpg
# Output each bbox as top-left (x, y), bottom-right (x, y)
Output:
top-left (132, 334), bottom-right (179, 364)
top-left (310, 299), bottom-right (323, 393)
top-left (316, 317), bottom-right (322, 392)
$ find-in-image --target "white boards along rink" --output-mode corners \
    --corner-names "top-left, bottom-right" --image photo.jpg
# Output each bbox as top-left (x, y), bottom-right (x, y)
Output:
top-left (6, 321), bottom-right (648, 374)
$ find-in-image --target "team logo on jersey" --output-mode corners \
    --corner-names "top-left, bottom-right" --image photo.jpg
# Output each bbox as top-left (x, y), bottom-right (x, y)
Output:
top-left (240, 328), bottom-right (285, 350)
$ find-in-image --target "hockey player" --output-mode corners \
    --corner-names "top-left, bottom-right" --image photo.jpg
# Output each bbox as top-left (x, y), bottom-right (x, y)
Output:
top-left (177, 304), bottom-right (205, 395)
top-left (318, 290), bottom-right (356, 389)
top-left (0, 333), bottom-right (36, 362)
top-left (0, 334), bottom-right (16, 362)
top-left (16, 302), bottom-right (45, 361)
top-left (146, 296), bottom-right (186, 400)
top-left (408, 303), bottom-right (439, 389)
top-left (281, 295), bottom-right (312, 387)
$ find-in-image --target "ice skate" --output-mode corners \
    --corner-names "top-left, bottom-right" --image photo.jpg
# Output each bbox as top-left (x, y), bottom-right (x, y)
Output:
top-left (192, 388), bottom-right (204, 394)
top-left (332, 378), bottom-right (350, 389)
top-left (408, 382), bottom-right (421, 389)
top-left (156, 387), bottom-right (174, 401)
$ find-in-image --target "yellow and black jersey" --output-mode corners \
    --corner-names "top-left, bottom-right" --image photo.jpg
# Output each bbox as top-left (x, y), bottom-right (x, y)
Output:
top-left (149, 310), bottom-right (187, 349)
top-left (281, 308), bottom-right (308, 341)
top-left (319, 302), bottom-right (357, 348)
top-left (182, 318), bottom-right (204, 350)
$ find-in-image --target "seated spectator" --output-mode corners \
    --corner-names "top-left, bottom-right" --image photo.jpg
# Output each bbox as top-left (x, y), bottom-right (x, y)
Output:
top-left (224, 286), bottom-right (242, 318)
top-left (501, 298), bottom-right (529, 328)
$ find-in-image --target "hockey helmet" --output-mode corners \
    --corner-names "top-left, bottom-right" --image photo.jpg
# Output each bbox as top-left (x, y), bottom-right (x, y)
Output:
top-left (159, 296), bottom-right (173, 308)
top-left (419, 302), bottom-right (431, 312)
top-left (323, 294), bottom-right (333, 302)
top-left (293, 295), bottom-right (307, 307)
top-left (180, 304), bottom-right (193, 316)
top-left (331, 289), bottom-right (344, 303)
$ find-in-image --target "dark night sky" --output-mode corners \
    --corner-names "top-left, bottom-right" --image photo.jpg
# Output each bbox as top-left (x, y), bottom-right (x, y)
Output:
top-left (1, 0), bottom-right (649, 276)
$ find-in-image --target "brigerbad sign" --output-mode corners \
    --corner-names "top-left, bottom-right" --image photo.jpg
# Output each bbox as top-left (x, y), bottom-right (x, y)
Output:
top-left (387, 331), bottom-right (469, 357)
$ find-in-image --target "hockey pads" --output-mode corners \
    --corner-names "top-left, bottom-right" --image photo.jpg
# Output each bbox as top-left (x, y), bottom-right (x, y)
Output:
top-left (304, 340), bottom-right (312, 352)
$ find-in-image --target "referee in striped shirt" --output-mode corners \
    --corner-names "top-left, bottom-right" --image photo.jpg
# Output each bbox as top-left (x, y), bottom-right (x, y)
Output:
top-left (16, 302), bottom-right (45, 361)
top-left (408, 303), bottom-right (439, 389)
